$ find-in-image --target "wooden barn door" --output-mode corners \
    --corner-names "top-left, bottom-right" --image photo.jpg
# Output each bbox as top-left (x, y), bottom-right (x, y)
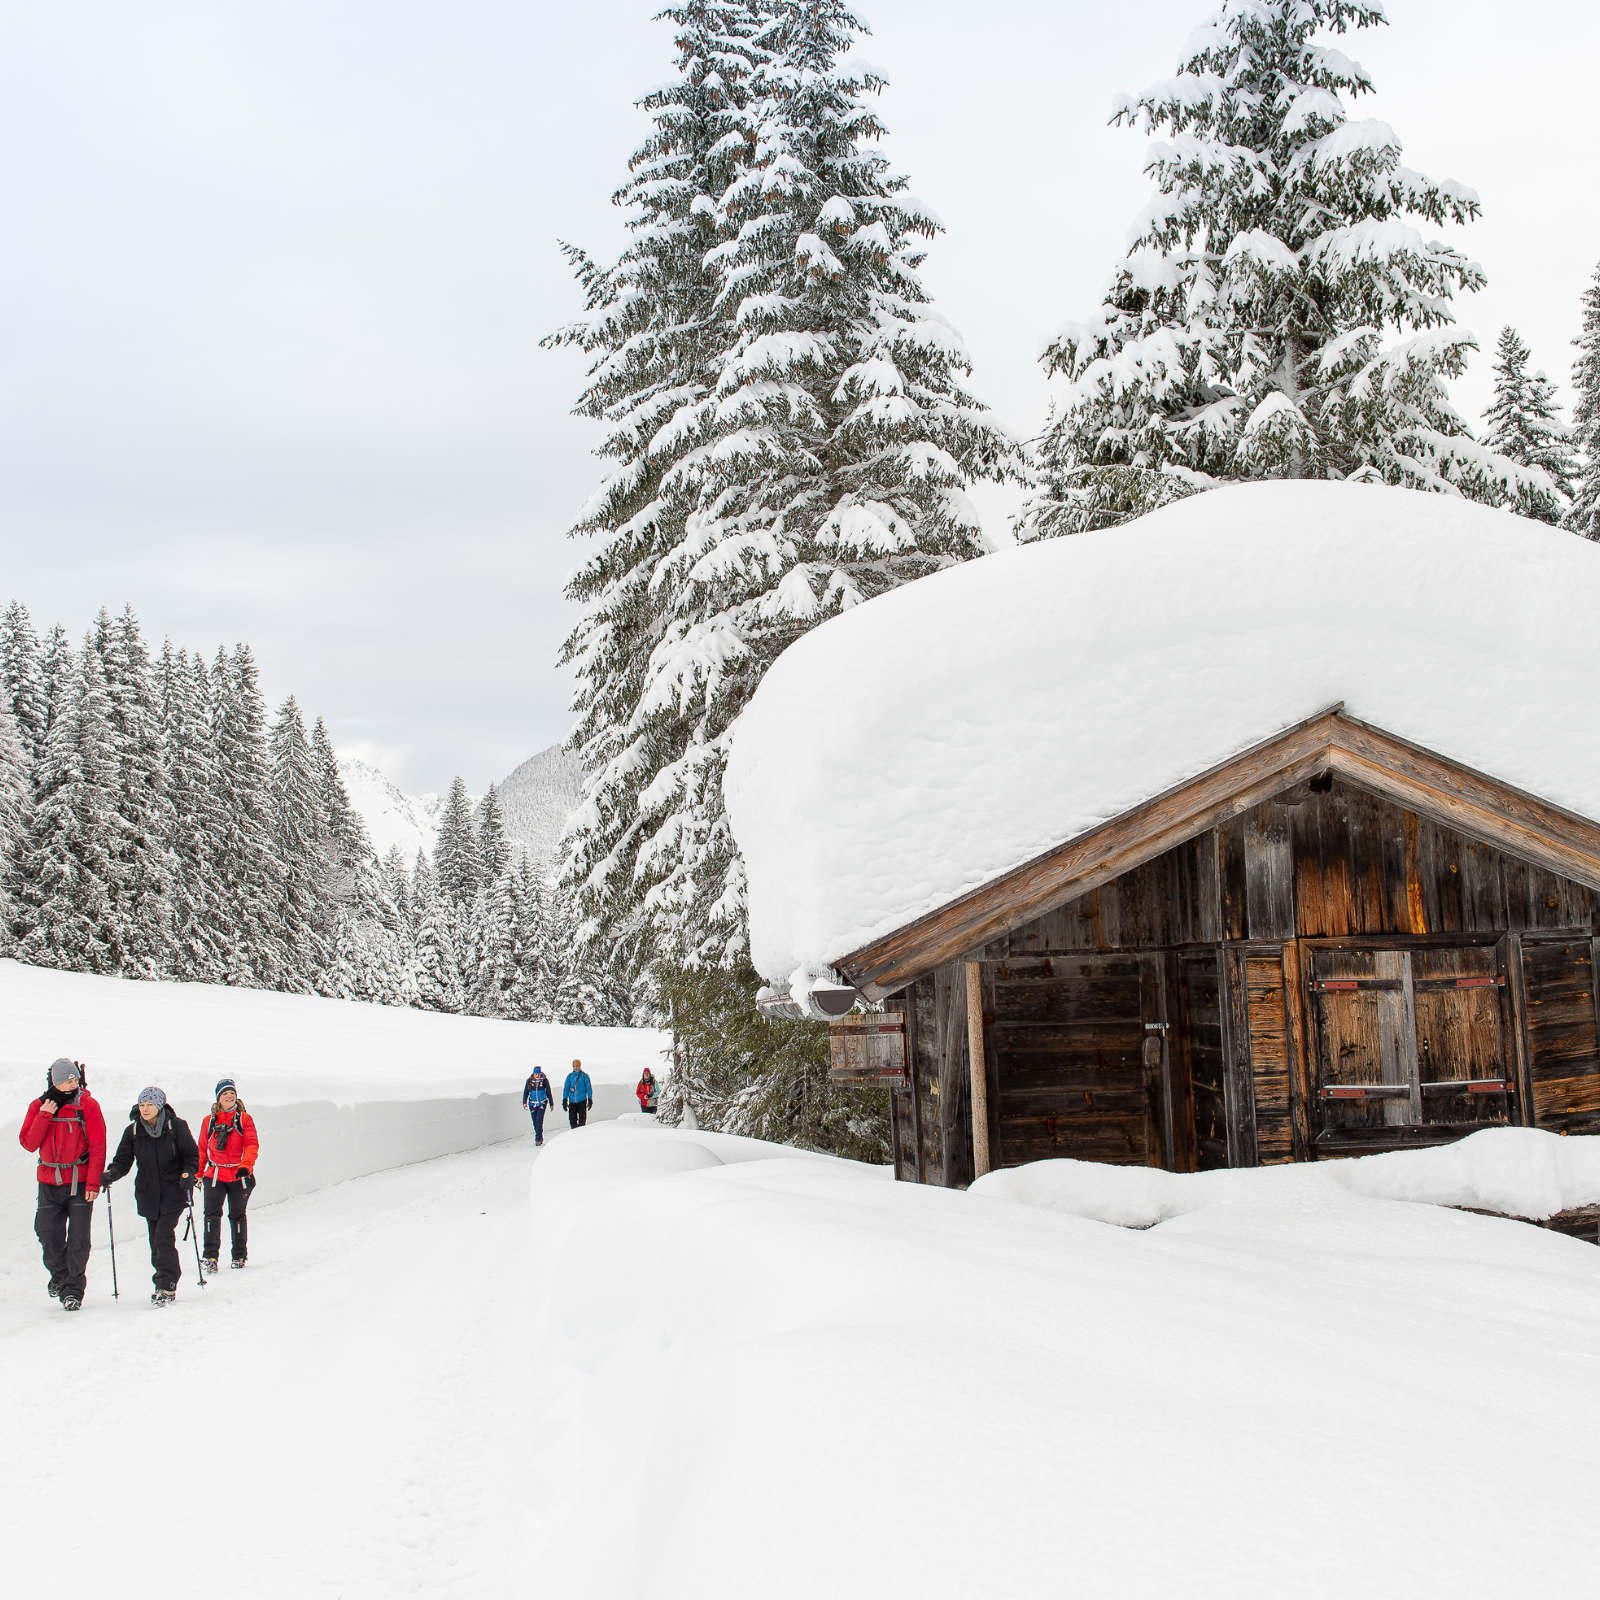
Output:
top-left (1307, 942), bottom-right (1516, 1152)
top-left (1515, 935), bottom-right (1600, 1135)
top-left (990, 954), bottom-right (1172, 1168)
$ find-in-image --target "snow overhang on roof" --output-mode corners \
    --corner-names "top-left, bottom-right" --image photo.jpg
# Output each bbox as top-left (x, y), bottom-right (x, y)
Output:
top-left (724, 480), bottom-right (1600, 995)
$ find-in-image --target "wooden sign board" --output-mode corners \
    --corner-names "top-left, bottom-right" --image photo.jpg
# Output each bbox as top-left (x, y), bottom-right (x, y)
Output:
top-left (829, 1012), bottom-right (908, 1086)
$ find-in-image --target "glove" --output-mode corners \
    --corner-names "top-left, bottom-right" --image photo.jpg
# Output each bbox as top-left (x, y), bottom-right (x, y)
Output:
top-left (100, 1171), bottom-right (115, 1187)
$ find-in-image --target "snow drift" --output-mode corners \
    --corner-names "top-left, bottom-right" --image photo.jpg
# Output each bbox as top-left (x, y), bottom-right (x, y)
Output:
top-left (1, 959), bottom-right (667, 1240)
top-left (519, 1122), bottom-right (1600, 1599)
top-left (724, 480), bottom-right (1600, 985)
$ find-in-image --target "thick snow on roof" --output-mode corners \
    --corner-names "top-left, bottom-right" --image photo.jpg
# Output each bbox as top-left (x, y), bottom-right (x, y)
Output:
top-left (725, 481), bottom-right (1600, 987)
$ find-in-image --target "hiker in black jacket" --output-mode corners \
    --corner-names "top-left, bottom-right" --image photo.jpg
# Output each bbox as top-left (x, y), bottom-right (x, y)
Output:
top-left (100, 1087), bottom-right (199, 1306)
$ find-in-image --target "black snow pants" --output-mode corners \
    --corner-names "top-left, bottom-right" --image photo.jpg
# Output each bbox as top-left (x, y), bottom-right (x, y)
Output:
top-left (567, 1101), bottom-right (589, 1129)
top-left (36, 1182), bottom-right (94, 1299)
top-left (148, 1210), bottom-right (183, 1291)
top-left (203, 1174), bottom-right (252, 1262)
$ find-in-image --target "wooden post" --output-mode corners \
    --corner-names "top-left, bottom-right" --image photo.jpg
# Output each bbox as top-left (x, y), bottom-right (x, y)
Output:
top-left (965, 961), bottom-right (992, 1178)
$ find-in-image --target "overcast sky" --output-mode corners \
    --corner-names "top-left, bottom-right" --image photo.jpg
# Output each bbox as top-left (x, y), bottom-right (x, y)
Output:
top-left (0, 0), bottom-right (1594, 793)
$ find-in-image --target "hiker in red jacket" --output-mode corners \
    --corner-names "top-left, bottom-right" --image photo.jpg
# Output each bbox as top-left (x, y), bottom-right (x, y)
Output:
top-left (635, 1068), bottom-right (659, 1115)
top-left (197, 1078), bottom-right (259, 1272)
top-left (18, 1056), bottom-right (107, 1311)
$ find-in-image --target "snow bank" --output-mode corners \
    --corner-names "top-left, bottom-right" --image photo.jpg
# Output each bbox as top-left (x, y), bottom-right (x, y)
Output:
top-left (972, 1127), bottom-right (1600, 1227)
top-left (518, 1123), bottom-right (1600, 1599)
top-left (1, 959), bottom-right (667, 1241)
top-left (724, 480), bottom-right (1600, 983)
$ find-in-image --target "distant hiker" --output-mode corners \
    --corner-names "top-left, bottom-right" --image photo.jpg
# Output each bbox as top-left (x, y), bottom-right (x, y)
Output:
top-left (198, 1079), bottom-right (258, 1272)
top-left (18, 1056), bottom-right (106, 1311)
top-left (523, 1066), bottom-right (555, 1146)
top-left (100, 1087), bottom-right (198, 1307)
top-left (562, 1059), bottom-right (593, 1129)
top-left (635, 1068), bottom-right (659, 1116)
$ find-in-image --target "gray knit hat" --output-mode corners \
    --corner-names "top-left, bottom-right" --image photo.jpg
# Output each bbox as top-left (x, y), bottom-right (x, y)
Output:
top-left (49, 1057), bottom-right (79, 1088)
top-left (137, 1086), bottom-right (167, 1108)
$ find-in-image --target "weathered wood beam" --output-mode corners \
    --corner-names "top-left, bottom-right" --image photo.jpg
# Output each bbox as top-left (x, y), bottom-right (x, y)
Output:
top-left (841, 706), bottom-right (1346, 998)
top-left (965, 961), bottom-right (991, 1179)
top-left (1324, 718), bottom-right (1600, 895)
top-left (839, 708), bottom-right (1600, 1000)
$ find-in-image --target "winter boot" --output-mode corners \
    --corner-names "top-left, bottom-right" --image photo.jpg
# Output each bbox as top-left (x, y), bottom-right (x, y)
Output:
top-left (151, 1289), bottom-right (176, 1308)
top-left (230, 1258), bottom-right (246, 1270)
top-left (203, 1257), bottom-right (219, 1275)
top-left (61, 1295), bottom-right (82, 1312)
top-left (47, 1281), bottom-right (60, 1300)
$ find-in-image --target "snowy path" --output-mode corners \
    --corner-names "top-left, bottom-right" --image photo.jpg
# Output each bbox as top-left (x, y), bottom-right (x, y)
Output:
top-left (0, 1133), bottom-right (550, 1597)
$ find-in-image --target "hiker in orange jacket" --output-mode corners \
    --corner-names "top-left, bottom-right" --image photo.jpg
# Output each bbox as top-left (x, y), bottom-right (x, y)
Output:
top-left (197, 1078), bottom-right (258, 1271)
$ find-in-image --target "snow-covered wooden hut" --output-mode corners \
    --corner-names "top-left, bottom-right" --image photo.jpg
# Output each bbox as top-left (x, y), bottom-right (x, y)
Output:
top-left (725, 482), bottom-right (1600, 1195)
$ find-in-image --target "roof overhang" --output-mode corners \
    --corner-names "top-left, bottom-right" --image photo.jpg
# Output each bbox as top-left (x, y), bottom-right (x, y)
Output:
top-left (838, 706), bottom-right (1600, 1000)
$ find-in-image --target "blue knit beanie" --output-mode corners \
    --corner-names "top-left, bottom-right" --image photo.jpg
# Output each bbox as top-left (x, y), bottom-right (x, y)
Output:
top-left (215, 1078), bottom-right (237, 1098)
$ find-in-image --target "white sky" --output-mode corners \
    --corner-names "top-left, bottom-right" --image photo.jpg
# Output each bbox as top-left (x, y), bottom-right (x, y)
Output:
top-left (0, 0), bottom-right (1593, 792)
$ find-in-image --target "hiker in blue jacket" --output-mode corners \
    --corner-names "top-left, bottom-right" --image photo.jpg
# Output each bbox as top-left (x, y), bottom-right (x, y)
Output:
top-left (561, 1059), bottom-right (593, 1130)
top-left (522, 1066), bottom-right (555, 1146)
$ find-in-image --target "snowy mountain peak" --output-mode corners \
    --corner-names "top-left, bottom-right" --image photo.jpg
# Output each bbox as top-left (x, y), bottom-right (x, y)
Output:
top-left (339, 743), bottom-right (582, 867)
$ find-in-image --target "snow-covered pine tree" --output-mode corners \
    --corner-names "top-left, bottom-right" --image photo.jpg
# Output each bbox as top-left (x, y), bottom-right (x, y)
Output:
top-left (551, 1), bottom-right (777, 973)
top-left (382, 842), bottom-right (414, 927)
top-left (1482, 327), bottom-right (1577, 525)
top-left (411, 858), bottom-right (464, 1014)
top-left (91, 607), bottom-right (177, 977)
top-left (311, 717), bottom-right (371, 890)
top-left (1, 602), bottom-right (49, 767)
top-left (1019, 0), bottom-right (1549, 537)
top-left (211, 646), bottom-right (287, 988)
top-left (477, 784), bottom-right (510, 883)
top-left (432, 776), bottom-right (480, 906)
top-left (268, 694), bottom-right (331, 990)
top-left (38, 625), bottom-right (72, 754)
top-left (17, 637), bottom-right (126, 972)
top-left (0, 710), bottom-right (31, 950)
top-left (560, 0), bottom-right (1024, 978)
top-left (1569, 261), bottom-right (1600, 539)
top-left (158, 644), bottom-right (229, 980)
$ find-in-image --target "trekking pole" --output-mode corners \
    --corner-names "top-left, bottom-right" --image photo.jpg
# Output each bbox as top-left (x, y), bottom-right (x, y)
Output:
top-left (105, 1187), bottom-right (119, 1301)
top-left (184, 1186), bottom-right (208, 1288)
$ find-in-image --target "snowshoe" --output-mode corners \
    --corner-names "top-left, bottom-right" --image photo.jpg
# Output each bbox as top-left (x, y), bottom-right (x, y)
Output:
top-left (230, 1258), bottom-right (246, 1270)
top-left (151, 1289), bottom-right (176, 1308)
top-left (61, 1295), bottom-right (82, 1312)
top-left (203, 1257), bottom-right (219, 1275)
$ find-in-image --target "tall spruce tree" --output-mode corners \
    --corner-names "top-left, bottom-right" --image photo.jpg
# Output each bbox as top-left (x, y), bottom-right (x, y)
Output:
top-left (1019, 0), bottom-right (1547, 537)
top-left (268, 694), bottom-right (330, 989)
top-left (1569, 260), bottom-right (1600, 539)
top-left (432, 776), bottom-right (480, 906)
top-left (0, 710), bottom-right (30, 950)
top-left (211, 646), bottom-right (287, 987)
top-left (18, 638), bottom-right (126, 972)
top-left (39, 625), bottom-right (72, 754)
top-left (91, 607), bottom-right (177, 977)
top-left (159, 642), bottom-right (229, 980)
top-left (477, 784), bottom-right (510, 883)
top-left (559, 0), bottom-right (1023, 979)
top-left (1482, 327), bottom-right (1577, 525)
top-left (1, 602), bottom-right (48, 765)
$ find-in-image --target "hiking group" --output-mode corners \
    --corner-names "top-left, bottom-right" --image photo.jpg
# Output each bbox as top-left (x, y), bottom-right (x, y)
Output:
top-left (18, 1055), bottom-right (260, 1311)
top-left (519, 1059), bottom-right (660, 1143)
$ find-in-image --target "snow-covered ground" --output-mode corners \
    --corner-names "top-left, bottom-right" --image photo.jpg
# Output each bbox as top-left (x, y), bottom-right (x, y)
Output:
top-left (7, 1099), bottom-right (1598, 1595)
top-left (2, 959), bottom-right (667, 1240)
top-left (520, 1123), bottom-right (1600, 1598)
top-left (0, 1136), bottom-right (552, 1597)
